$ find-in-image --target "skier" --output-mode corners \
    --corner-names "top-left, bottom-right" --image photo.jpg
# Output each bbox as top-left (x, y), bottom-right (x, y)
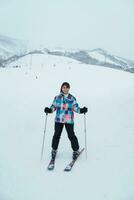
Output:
top-left (44, 82), bottom-right (88, 162)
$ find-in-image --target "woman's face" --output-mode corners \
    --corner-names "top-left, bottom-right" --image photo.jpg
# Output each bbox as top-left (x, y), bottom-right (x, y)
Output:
top-left (62, 85), bottom-right (70, 94)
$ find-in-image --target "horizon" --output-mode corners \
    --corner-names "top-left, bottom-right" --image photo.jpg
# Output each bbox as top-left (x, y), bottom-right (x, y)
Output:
top-left (0, 33), bottom-right (134, 64)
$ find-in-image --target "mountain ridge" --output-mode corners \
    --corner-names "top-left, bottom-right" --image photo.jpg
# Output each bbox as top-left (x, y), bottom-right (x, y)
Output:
top-left (0, 35), bottom-right (134, 73)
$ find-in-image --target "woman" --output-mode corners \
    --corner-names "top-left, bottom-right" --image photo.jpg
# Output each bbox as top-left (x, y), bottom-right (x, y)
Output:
top-left (44, 82), bottom-right (88, 161)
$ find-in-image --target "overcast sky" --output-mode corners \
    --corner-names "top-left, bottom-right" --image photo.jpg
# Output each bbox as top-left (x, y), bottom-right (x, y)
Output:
top-left (0, 0), bottom-right (134, 59)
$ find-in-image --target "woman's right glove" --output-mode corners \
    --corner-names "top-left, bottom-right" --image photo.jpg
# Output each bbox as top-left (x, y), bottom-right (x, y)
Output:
top-left (80, 107), bottom-right (88, 114)
top-left (44, 107), bottom-right (52, 114)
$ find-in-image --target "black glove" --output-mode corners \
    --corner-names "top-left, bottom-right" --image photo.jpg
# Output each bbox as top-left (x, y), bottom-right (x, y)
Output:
top-left (44, 107), bottom-right (52, 114)
top-left (80, 106), bottom-right (88, 114)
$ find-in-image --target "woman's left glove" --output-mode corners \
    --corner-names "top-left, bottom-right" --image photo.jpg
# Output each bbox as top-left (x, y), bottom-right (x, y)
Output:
top-left (80, 106), bottom-right (88, 114)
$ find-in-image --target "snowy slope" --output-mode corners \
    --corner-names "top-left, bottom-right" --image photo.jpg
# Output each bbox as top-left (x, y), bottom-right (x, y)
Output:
top-left (0, 54), bottom-right (134, 200)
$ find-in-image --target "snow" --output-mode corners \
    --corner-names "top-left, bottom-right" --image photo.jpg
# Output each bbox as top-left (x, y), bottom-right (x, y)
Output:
top-left (0, 54), bottom-right (134, 200)
top-left (88, 51), bottom-right (105, 63)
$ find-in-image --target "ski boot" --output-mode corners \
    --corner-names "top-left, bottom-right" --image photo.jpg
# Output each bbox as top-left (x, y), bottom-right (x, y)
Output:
top-left (51, 148), bottom-right (57, 160)
top-left (72, 150), bottom-right (80, 160)
top-left (47, 149), bottom-right (57, 170)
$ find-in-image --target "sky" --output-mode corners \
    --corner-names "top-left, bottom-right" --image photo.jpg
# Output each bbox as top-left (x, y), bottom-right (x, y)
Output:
top-left (0, 0), bottom-right (134, 60)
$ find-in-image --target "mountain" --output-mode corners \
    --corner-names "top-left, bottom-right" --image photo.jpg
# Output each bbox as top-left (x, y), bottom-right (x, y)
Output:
top-left (0, 55), bottom-right (134, 200)
top-left (44, 47), bottom-right (134, 73)
top-left (0, 35), bottom-right (134, 73)
top-left (0, 35), bottom-right (28, 66)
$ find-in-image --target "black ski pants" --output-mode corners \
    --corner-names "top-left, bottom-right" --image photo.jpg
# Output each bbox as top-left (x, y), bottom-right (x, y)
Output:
top-left (52, 122), bottom-right (79, 151)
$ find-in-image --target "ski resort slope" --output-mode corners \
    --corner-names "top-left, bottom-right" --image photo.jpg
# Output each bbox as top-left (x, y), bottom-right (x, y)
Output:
top-left (0, 54), bottom-right (134, 200)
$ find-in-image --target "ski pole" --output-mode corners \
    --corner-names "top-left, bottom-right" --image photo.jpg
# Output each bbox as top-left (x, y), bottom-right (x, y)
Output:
top-left (41, 113), bottom-right (48, 161)
top-left (84, 113), bottom-right (87, 160)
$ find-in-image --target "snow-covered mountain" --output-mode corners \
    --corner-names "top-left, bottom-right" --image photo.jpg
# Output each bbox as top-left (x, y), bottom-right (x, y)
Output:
top-left (0, 35), bottom-right (134, 73)
top-left (0, 35), bottom-right (28, 66)
top-left (0, 55), bottom-right (134, 200)
top-left (44, 47), bottom-right (134, 73)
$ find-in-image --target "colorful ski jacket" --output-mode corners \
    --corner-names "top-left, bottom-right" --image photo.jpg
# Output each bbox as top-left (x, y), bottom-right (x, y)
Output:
top-left (50, 92), bottom-right (80, 124)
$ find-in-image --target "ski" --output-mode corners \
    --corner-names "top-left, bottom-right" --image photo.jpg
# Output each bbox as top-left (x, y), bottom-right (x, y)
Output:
top-left (47, 159), bottom-right (55, 170)
top-left (64, 148), bottom-right (85, 172)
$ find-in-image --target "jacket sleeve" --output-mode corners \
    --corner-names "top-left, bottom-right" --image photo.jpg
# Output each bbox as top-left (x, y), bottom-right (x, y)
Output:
top-left (72, 97), bottom-right (80, 113)
top-left (50, 96), bottom-right (57, 112)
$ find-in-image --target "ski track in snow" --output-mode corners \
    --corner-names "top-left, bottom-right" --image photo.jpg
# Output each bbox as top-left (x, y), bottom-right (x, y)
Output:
top-left (0, 54), bottom-right (134, 200)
